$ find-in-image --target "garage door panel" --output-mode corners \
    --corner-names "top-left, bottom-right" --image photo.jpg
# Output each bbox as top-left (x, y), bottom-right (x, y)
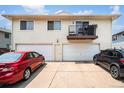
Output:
top-left (16, 44), bottom-right (54, 61)
top-left (63, 44), bottom-right (100, 61)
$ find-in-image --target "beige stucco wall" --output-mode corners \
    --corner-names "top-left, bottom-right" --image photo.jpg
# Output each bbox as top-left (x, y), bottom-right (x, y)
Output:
top-left (12, 18), bottom-right (112, 51)
top-left (0, 32), bottom-right (11, 48)
top-left (11, 18), bottom-right (113, 61)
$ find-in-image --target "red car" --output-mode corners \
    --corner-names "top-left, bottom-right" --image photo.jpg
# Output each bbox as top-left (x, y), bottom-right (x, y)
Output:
top-left (0, 51), bottom-right (45, 85)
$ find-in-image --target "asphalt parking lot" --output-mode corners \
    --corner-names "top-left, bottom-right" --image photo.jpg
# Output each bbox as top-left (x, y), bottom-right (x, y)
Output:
top-left (1, 62), bottom-right (124, 88)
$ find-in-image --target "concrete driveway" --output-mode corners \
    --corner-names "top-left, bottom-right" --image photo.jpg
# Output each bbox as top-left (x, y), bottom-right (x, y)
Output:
top-left (1, 62), bottom-right (124, 88)
top-left (25, 62), bottom-right (124, 88)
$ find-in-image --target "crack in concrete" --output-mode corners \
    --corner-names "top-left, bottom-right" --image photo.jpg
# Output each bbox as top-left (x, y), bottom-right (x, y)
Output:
top-left (48, 63), bottom-right (61, 88)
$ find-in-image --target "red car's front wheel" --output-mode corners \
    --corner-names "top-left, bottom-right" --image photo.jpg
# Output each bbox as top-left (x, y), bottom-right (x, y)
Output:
top-left (41, 58), bottom-right (45, 65)
top-left (23, 68), bottom-right (31, 80)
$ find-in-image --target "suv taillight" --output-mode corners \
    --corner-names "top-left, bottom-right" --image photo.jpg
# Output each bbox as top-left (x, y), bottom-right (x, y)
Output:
top-left (120, 58), bottom-right (124, 64)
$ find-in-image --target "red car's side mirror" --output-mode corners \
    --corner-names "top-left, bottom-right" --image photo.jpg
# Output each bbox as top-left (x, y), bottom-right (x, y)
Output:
top-left (39, 54), bottom-right (43, 57)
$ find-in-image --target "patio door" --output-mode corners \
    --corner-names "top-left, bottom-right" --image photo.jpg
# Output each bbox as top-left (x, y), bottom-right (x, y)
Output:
top-left (76, 21), bottom-right (89, 34)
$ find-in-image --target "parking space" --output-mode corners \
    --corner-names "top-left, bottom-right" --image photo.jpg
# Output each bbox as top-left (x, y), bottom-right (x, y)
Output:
top-left (26, 62), bottom-right (124, 88)
top-left (1, 62), bottom-right (124, 88)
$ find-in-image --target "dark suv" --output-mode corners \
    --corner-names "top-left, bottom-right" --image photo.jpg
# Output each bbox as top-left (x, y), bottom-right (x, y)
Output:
top-left (93, 49), bottom-right (124, 79)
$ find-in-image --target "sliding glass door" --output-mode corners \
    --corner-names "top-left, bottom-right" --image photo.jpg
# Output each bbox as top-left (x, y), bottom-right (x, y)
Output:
top-left (76, 21), bottom-right (89, 35)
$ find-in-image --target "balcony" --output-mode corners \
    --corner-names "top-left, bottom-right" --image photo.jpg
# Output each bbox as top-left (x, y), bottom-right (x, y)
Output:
top-left (67, 24), bottom-right (98, 40)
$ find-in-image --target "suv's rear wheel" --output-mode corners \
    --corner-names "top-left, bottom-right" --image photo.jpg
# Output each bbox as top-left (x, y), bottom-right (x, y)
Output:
top-left (23, 68), bottom-right (31, 80)
top-left (93, 56), bottom-right (98, 65)
top-left (110, 66), bottom-right (120, 79)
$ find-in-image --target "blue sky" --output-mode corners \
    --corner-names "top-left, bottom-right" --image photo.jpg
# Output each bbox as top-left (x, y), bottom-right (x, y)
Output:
top-left (0, 5), bottom-right (124, 34)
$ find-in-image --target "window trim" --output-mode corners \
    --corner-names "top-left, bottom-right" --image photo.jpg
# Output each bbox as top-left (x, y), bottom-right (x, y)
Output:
top-left (20, 20), bottom-right (35, 31)
top-left (47, 20), bottom-right (61, 31)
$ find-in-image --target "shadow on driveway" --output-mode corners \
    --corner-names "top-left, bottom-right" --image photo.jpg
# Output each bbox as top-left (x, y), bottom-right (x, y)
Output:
top-left (96, 64), bottom-right (124, 83)
top-left (75, 61), bottom-right (124, 84)
top-left (0, 63), bottom-right (47, 88)
top-left (75, 61), bottom-right (93, 64)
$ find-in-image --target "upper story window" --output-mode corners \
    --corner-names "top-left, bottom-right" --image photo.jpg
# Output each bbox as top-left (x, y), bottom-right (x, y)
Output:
top-left (112, 36), bottom-right (117, 41)
top-left (48, 21), bottom-right (61, 30)
top-left (4, 33), bottom-right (10, 39)
top-left (20, 21), bottom-right (34, 30)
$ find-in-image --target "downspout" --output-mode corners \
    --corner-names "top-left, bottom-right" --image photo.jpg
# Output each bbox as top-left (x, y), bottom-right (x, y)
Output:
top-left (111, 18), bottom-right (113, 49)
top-left (11, 19), bottom-right (14, 51)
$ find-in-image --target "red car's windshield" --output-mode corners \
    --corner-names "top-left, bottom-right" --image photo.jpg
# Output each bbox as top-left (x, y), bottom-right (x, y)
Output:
top-left (0, 53), bottom-right (22, 63)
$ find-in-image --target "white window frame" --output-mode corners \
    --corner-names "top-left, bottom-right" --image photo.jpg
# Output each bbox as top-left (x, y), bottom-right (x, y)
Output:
top-left (47, 20), bottom-right (61, 31)
top-left (19, 20), bottom-right (35, 31)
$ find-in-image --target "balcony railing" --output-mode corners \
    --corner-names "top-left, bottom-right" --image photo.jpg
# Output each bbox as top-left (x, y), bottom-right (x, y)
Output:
top-left (67, 24), bottom-right (98, 40)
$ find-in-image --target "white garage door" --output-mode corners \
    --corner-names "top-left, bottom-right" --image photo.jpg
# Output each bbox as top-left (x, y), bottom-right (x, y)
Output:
top-left (63, 44), bottom-right (100, 61)
top-left (16, 44), bottom-right (54, 61)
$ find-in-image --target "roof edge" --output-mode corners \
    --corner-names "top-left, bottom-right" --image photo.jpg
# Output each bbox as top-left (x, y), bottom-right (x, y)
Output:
top-left (2, 14), bottom-right (121, 21)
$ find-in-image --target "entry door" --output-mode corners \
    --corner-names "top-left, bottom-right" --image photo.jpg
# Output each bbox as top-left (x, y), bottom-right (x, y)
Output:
top-left (76, 21), bottom-right (89, 34)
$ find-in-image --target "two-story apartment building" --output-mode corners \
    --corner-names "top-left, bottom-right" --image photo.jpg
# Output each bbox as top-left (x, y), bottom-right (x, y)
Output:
top-left (2, 14), bottom-right (119, 61)
top-left (112, 31), bottom-right (124, 49)
top-left (0, 27), bottom-right (11, 49)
